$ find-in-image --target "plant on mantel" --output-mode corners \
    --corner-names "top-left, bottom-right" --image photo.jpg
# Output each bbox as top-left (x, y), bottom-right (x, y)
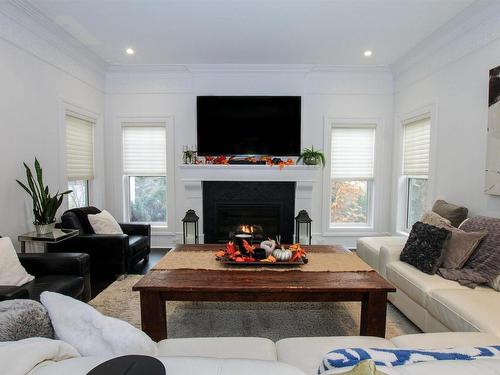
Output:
top-left (297, 146), bottom-right (326, 167)
top-left (16, 158), bottom-right (72, 235)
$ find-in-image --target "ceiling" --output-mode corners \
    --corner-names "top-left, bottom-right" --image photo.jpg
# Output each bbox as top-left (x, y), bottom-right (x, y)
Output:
top-left (30, 0), bottom-right (475, 66)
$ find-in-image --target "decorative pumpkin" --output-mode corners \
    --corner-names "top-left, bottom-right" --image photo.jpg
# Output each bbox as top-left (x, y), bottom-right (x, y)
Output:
top-left (272, 247), bottom-right (293, 262)
top-left (260, 240), bottom-right (276, 256)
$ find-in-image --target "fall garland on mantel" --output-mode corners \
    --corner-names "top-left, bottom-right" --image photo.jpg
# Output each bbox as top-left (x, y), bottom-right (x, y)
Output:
top-left (202, 156), bottom-right (295, 169)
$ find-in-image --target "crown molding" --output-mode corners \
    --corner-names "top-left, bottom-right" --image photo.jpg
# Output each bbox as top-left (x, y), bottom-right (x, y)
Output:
top-left (107, 63), bottom-right (392, 76)
top-left (391, 0), bottom-right (500, 89)
top-left (0, 0), bottom-right (107, 91)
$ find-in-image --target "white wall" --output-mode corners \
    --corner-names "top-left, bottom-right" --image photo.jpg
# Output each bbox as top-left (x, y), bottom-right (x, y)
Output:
top-left (391, 6), bottom-right (500, 231)
top-left (0, 5), bottom-right (106, 249)
top-left (105, 66), bottom-right (394, 248)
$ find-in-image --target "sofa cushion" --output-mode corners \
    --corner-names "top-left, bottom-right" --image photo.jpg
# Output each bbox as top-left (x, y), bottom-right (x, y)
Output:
top-left (390, 332), bottom-right (500, 348)
top-left (128, 235), bottom-right (149, 255)
top-left (427, 287), bottom-right (500, 336)
top-left (432, 200), bottom-right (468, 228)
top-left (30, 356), bottom-right (307, 375)
top-left (25, 275), bottom-right (84, 301)
top-left (87, 210), bottom-right (123, 235)
top-left (62, 207), bottom-right (101, 234)
top-left (439, 216), bottom-right (500, 287)
top-left (157, 337), bottom-right (277, 360)
top-left (356, 237), bottom-right (407, 274)
top-left (276, 336), bottom-right (394, 375)
top-left (400, 222), bottom-right (450, 275)
top-left (386, 261), bottom-right (467, 306)
top-left (0, 300), bottom-right (53, 341)
top-left (0, 237), bottom-right (34, 286)
top-left (40, 292), bottom-right (158, 357)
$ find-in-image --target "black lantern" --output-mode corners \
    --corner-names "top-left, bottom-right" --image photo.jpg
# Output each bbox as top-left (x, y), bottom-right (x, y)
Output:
top-left (295, 210), bottom-right (312, 245)
top-left (182, 209), bottom-right (199, 244)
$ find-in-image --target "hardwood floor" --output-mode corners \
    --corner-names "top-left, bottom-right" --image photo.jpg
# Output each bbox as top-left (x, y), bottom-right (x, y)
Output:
top-left (90, 247), bottom-right (169, 298)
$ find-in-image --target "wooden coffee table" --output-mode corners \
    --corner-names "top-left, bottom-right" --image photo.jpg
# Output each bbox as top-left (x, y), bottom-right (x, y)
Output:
top-left (133, 244), bottom-right (395, 341)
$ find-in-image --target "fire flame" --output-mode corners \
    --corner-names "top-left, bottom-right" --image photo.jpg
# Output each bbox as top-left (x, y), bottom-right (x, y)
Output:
top-left (239, 225), bottom-right (254, 234)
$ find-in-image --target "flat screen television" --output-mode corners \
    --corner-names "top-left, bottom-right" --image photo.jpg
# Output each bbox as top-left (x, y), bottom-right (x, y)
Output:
top-left (196, 96), bottom-right (301, 156)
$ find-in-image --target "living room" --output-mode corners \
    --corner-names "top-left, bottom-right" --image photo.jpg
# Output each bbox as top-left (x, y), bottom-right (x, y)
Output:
top-left (0, 0), bottom-right (499, 374)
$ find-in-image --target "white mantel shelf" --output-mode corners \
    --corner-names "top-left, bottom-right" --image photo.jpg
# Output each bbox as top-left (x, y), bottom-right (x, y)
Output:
top-left (178, 164), bottom-right (322, 182)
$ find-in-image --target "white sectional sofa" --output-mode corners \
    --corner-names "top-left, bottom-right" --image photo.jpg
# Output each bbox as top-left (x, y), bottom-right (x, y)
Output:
top-left (21, 333), bottom-right (500, 374)
top-left (357, 236), bottom-right (500, 335)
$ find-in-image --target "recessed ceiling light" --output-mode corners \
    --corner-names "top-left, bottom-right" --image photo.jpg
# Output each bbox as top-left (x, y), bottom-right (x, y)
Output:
top-left (126, 48), bottom-right (134, 55)
top-left (364, 50), bottom-right (373, 57)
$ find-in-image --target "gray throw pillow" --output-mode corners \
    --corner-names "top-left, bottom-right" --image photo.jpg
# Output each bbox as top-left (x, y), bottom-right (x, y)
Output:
top-left (432, 200), bottom-right (468, 228)
top-left (0, 299), bottom-right (54, 341)
top-left (421, 212), bottom-right (487, 270)
top-left (439, 216), bottom-right (500, 288)
top-left (490, 275), bottom-right (500, 292)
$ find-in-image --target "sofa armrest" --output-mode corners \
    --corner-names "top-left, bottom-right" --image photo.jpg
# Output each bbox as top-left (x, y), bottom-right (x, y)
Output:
top-left (379, 244), bottom-right (405, 279)
top-left (0, 286), bottom-right (29, 301)
top-left (46, 234), bottom-right (129, 257)
top-left (119, 223), bottom-right (151, 238)
top-left (18, 253), bottom-right (90, 277)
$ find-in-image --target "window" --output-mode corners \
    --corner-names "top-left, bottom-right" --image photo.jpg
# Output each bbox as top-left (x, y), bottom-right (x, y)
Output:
top-left (66, 114), bottom-right (94, 209)
top-left (402, 117), bottom-right (431, 230)
top-left (122, 124), bottom-right (167, 224)
top-left (330, 125), bottom-right (375, 226)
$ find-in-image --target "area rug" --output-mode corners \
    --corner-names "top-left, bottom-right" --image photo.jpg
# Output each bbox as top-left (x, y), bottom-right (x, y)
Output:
top-left (89, 275), bottom-right (420, 341)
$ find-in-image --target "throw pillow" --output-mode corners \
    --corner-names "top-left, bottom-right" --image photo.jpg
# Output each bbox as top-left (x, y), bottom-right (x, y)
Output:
top-left (87, 209), bottom-right (123, 235)
top-left (0, 237), bottom-right (34, 286)
top-left (441, 229), bottom-right (488, 269)
top-left (0, 300), bottom-right (53, 341)
top-left (432, 200), bottom-right (468, 227)
top-left (490, 274), bottom-right (500, 292)
top-left (421, 213), bottom-right (488, 270)
top-left (40, 291), bottom-right (158, 357)
top-left (400, 222), bottom-right (450, 275)
top-left (421, 211), bottom-right (452, 227)
top-left (439, 216), bottom-right (500, 288)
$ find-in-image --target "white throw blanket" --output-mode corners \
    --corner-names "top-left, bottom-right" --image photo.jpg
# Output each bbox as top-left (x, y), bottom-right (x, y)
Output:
top-left (0, 337), bottom-right (80, 375)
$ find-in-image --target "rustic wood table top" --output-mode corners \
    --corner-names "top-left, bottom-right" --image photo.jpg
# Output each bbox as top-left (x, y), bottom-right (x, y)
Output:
top-left (133, 244), bottom-right (395, 293)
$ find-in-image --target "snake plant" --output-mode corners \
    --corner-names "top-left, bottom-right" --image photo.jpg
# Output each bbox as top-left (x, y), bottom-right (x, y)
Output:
top-left (16, 158), bottom-right (72, 225)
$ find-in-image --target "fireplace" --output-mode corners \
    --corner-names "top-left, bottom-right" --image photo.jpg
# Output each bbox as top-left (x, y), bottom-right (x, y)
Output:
top-left (203, 181), bottom-right (296, 243)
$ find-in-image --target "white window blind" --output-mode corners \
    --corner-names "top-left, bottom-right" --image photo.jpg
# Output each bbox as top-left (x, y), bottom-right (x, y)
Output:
top-left (403, 117), bottom-right (430, 176)
top-left (122, 124), bottom-right (167, 175)
top-left (331, 126), bottom-right (375, 179)
top-left (66, 114), bottom-right (94, 181)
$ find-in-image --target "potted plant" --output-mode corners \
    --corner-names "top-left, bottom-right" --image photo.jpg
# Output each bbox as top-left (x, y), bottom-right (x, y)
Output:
top-left (16, 158), bottom-right (72, 235)
top-left (297, 146), bottom-right (326, 167)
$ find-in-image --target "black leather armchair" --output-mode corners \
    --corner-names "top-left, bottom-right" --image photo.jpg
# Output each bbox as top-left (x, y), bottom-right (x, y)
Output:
top-left (0, 252), bottom-right (91, 302)
top-left (47, 207), bottom-right (151, 278)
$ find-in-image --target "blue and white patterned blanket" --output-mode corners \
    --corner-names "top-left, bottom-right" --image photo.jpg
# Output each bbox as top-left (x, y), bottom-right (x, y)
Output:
top-left (318, 346), bottom-right (500, 373)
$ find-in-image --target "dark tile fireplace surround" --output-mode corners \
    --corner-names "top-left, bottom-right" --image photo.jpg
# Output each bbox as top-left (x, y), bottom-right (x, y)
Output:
top-left (202, 181), bottom-right (296, 244)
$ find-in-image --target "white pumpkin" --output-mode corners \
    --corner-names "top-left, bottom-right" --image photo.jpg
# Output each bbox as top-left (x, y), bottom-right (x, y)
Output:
top-left (272, 247), bottom-right (293, 262)
top-left (260, 240), bottom-right (276, 256)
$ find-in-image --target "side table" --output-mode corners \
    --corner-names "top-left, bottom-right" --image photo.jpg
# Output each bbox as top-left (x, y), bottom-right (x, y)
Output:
top-left (18, 229), bottom-right (79, 253)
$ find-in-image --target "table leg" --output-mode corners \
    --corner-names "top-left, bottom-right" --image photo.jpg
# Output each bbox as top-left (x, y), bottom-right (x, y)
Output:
top-left (139, 291), bottom-right (167, 342)
top-left (360, 291), bottom-right (388, 337)
top-left (21, 241), bottom-right (26, 254)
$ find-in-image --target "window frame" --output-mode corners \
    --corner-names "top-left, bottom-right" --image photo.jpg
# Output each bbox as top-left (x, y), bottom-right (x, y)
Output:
top-left (68, 179), bottom-right (90, 209)
top-left (330, 178), bottom-right (374, 228)
top-left (322, 119), bottom-right (380, 236)
top-left (396, 105), bottom-right (437, 235)
top-left (124, 175), bottom-right (168, 226)
top-left (65, 109), bottom-right (96, 209)
top-left (404, 176), bottom-right (428, 232)
top-left (120, 119), bottom-right (174, 232)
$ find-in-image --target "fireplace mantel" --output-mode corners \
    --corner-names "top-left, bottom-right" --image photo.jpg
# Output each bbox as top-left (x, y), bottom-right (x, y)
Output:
top-left (178, 164), bottom-right (321, 182)
top-left (178, 164), bottom-right (322, 243)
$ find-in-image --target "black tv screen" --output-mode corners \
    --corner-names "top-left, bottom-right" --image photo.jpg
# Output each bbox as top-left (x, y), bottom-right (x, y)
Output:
top-left (197, 96), bottom-right (301, 156)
